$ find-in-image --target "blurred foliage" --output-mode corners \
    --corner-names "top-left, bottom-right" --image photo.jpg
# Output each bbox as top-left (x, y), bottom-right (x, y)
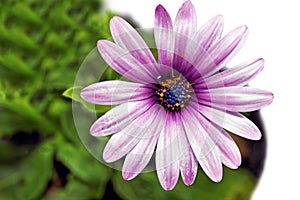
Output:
top-left (0, 0), bottom-right (258, 199)
top-left (0, 0), bottom-right (113, 199)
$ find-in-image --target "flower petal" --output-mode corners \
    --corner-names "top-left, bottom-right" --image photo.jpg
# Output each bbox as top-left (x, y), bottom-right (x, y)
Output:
top-left (110, 17), bottom-right (160, 76)
top-left (122, 109), bottom-right (166, 180)
top-left (122, 135), bottom-right (158, 180)
top-left (103, 104), bottom-right (162, 163)
top-left (193, 15), bottom-right (224, 51)
top-left (199, 148), bottom-right (223, 182)
top-left (97, 40), bottom-right (155, 83)
top-left (156, 113), bottom-right (181, 190)
top-left (169, 112), bottom-right (198, 186)
top-left (195, 26), bottom-right (249, 78)
top-left (191, 107), bottom-right (241, 169)
top-left (174, 0), bottom-right (197, 37)
top-left (154, 5), bottom-right (174, 68)
top-left (90, 100), bottom-right (154, 137)
top-left (179, 144), bottom-right (198, 186)
top-left (80, 81), bottom-right (152, 105)
top-left (181, 108), bottom-right (222, 182)
top-left (215, 128), bottom-right (242, 169)
top-left (200, 58), bottom-right (264, 89)
top-left (197, 86), bottom-right (274, 112)
top-left (184, 15), bottom-right (224, 79)
top-left (173, 0), bottom-right (197, 72)
top-left (199, 105), bottom-right (261, 140)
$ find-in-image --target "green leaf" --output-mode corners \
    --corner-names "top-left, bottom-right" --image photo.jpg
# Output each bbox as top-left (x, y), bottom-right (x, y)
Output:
top-left (47, 99), bottom-right (68, 117)
top-left (112, 167), bottom-right (257, 200)
top-left (0, 53), bottom-right (34, 76)
top-left (9, 27), bottom-right (38, 50)
top-left (0, 141), bottom-right (54, 200)
top-left (45, 32), bottom-right (68, 51)
top-left (63, 86), bottom-right (111, 114)
top-left (56, 140), bottom-right (111, 184)
top-left (0, 98), bottom-right (55, 135)
top-left (48, 7), bottom-right (77, 29)
top-left (54, 140), bottom-right (111, 199)
top-left (45, 67), bottom-right (77, 90)
top-left (62, 86), bottom-right (83, 102)
top-left (0, 140), bottom-right (33, 164)
top-left (43, 175), bottom-right (103, 200)
top-left (18, 142), bottom-right (54, 200)
top-left (12, 3), bottom-right (43, 25)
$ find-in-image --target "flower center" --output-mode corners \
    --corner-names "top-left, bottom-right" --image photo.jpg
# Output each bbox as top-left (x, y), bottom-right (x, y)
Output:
top-left (156, 75), bottom-right (192, 112)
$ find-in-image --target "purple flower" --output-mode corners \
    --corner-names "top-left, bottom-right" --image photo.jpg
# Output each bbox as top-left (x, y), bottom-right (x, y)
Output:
top-left (81, 0), bottom-right (273, 190)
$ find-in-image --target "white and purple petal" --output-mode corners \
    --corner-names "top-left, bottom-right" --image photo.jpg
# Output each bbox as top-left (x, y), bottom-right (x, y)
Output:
top-left (97, 40), bottom-right (155, 83)
top-left (174, 0), bottom-right (197, 37)
top-left (181, 107), bottom-right (223, 182)
top-left (198, 105), bottom-right (261, 140)
top-left (156, 113), bottom-right (181, 190)
top-left (154, 5), bottom-right (174, 69)
top-left (194, 26), bottom-right (249, 79)
top-left (103, 104), bottom-right (162, 163)
top-left (191, 109), bottom-right (241, 169)
top-left (179, 137), bottom-right (198, 186)
top-left (110, 16), bottom-right (160, 77)
top-left (80, 80), bottom-right (153, 105)
top-left (122, 108), bottom-right (166, 180)
top-left (173, 0), bottom-right (197, 72)
top-left (184, 15), bottom-right (224, 79)
top-left (199, 58), bottom-right (264, 89)
top-left (193, 15), bottom-right (224, 51)
top-left (214, 128), bottom-right (242, 169)
top-left (89, 99), bottom-right (154, 137)
top-left (197, 86), bottom-right (274, 112)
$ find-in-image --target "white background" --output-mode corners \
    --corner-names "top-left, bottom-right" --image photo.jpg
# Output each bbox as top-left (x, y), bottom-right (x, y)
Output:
top-left (105, 0), bottom-right (299, 199)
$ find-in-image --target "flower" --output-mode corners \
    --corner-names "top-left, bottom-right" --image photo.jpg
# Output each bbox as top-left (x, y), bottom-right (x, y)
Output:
top-left (80, 0), bottom-right (273, 190)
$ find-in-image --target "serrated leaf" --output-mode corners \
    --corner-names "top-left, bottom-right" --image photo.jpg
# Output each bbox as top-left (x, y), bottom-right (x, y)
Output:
top-left (0, 24), bottom-right (10, 42)
top-left (48, 8), bottom-right (76, 29)
top-left (9, 28), bottom-right (38, 50)
top-left (0, 53), bottom-right (34, 76)
top-left (12, 3), bottom-right (43, 25)
top-left (0, 99), bottom-right (55, 134)
top-left (45, 32), bottom-right (68, 50)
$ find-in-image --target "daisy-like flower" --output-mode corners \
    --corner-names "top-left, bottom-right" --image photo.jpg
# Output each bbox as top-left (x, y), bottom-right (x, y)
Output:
top-left (80, 0), bottom-right (273, 190)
